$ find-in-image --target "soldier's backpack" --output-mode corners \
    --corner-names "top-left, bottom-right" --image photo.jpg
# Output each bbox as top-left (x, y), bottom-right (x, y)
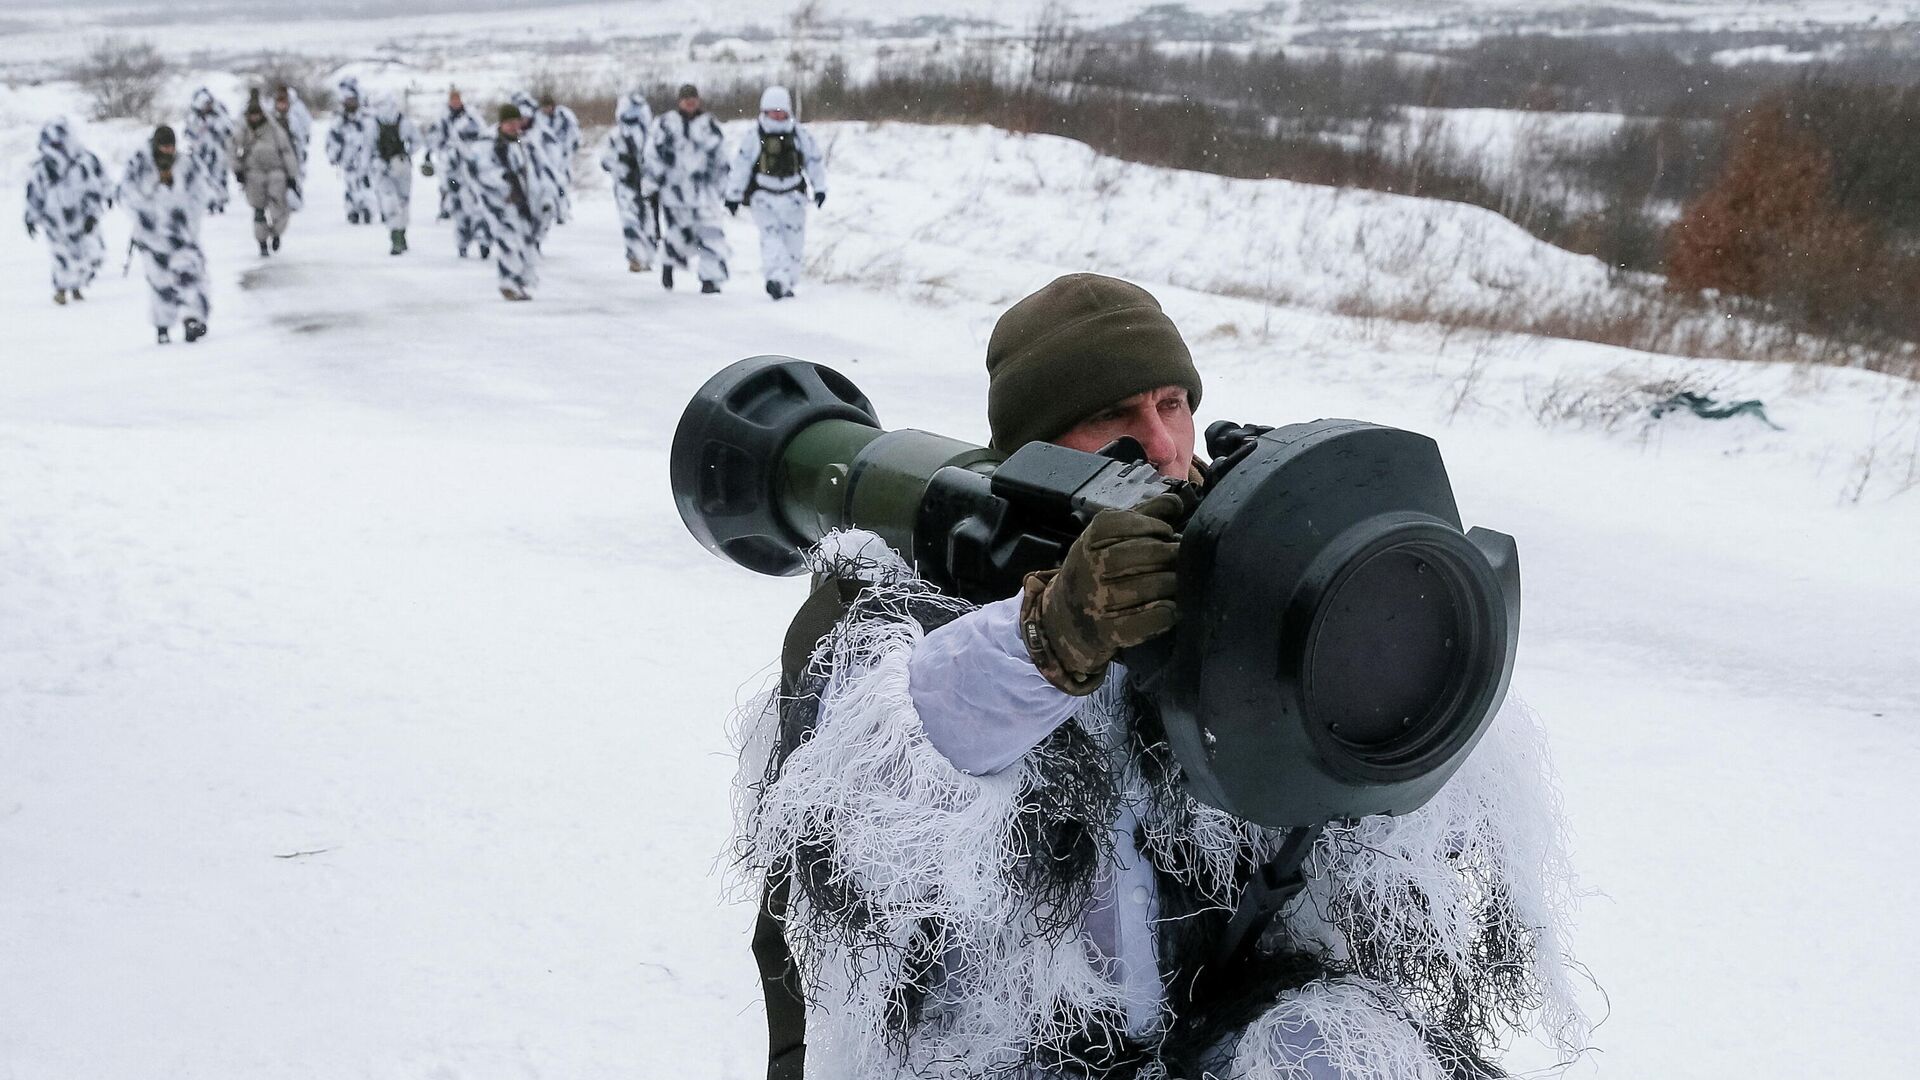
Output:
top-left (756, 131), bottom-right (802, 178)
top-left (377, 121), bottom-right (407, 162)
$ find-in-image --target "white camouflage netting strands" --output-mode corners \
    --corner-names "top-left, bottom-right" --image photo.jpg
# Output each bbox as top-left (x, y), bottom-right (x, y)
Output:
top-left (1282, 698), bottom-right (1590, 1064)
top-left (731, 533), bottom-right (1588, 1079)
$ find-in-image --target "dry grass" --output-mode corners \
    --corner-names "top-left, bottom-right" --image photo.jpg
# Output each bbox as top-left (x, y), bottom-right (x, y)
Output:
top-left (241, 52), bottom-right (337, 113)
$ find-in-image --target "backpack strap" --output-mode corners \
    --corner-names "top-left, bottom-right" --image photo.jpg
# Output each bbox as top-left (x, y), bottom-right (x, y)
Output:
top-left (754, 872), bottom-right (808, 1080)
top-left (757, 574), bottom-right (868, 1079)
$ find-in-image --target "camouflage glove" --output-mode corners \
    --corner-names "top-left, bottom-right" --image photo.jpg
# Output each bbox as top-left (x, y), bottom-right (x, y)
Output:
top-left (1020, 491), bottom-right (1184, 695)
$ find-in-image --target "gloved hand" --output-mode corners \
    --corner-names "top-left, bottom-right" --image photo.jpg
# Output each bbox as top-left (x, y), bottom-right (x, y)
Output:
top-left (25, 221), bottom-right (37, 239)
top-left (235, 170), bottom-right (246, 185)
top-left (813, 191), bottom-right (826, 208)
top-left (1020, 491), bottom-right (1184, 695)
top-left (725, 200), bottom-right (740, 216)
top-left (83, 216), bottom-right (97, 234)
top-left (421, 160), bottom-right (435, 177)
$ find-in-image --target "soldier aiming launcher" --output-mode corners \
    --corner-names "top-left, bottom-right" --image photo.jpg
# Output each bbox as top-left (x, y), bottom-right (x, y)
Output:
top-left (671, 356), bottom-right (1522, 830)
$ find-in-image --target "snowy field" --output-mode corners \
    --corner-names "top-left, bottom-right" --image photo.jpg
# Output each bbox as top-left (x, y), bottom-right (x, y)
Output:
top-left (6, 16), bottom-right (1920, 1080)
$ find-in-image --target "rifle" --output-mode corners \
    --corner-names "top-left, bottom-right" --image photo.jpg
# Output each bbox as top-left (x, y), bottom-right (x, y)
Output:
top-left (122, 237), bottom-right (153, 276)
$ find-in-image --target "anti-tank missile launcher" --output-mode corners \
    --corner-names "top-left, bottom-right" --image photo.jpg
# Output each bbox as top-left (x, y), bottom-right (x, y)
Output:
top-left (671, 356), bottom-right (1521, 829)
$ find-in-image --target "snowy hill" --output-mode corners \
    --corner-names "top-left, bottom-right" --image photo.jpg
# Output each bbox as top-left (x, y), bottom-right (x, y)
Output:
top-left (5, 59), bottom-right (1920, 1080)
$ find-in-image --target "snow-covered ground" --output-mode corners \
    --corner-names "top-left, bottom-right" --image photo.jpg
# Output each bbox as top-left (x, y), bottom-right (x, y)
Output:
top-left (6, 43), bottom-right (1920, 1080)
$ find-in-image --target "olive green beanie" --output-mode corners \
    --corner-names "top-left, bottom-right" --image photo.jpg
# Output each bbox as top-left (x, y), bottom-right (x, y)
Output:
top-left (986, 274), bottom-right (1202, 451)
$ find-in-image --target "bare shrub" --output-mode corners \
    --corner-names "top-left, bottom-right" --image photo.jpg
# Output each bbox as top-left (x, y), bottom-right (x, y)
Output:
top-left (1525, 370), bottom-right (1717, 433)
top-left (243, 53), bottom-right (335, 113)
top-left (70, 36), bottom-right (168, 121)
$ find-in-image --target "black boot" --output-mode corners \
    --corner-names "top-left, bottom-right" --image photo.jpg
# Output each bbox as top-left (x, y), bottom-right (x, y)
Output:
top-left (71, 288), bottom-right (84, 301)
top-left (183, 318), bottom-right (207, 343)
top-left (156, 326), bottom-right (170, 344)
top-left (701, 280), bottom-right (721, 295)
top-left (479, 244), bottom-right (490, 258)
top-left (661, 265), bottom-right (674, 290)
top-left (260, 240), bottom-right (270, 256)
top-left (390, 230), bottom-right (405, 256)
top-left (765, 280), bottom-right (780, 299)
top-left (272, 234), bottom-right (281, 252)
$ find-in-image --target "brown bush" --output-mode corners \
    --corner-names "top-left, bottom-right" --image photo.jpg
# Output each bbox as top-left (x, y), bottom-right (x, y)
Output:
top-left (1666, 102), bottom-right (1914, 343)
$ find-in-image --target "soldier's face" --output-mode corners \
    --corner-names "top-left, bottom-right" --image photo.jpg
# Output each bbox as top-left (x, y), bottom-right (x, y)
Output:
top-left (678, 95), bottom-right (699, 114)
top-left (1053, 385), bottom-right (1197, 480)
top-left (449, 93), bottom-right (463, 111)
top-left (274, 97), bottom-right (288, 114)
top-left (766, 108), bottom-right (791, 122)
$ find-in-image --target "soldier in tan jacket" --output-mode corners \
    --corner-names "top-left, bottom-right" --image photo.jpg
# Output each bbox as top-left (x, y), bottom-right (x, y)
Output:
top-left (231, 91), bottom-right (300, 256)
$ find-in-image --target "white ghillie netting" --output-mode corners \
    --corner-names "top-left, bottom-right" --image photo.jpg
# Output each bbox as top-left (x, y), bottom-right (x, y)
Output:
top-left (1281, 697), bottom-right (1590, 1068)
top-left (728, 532), bottom-right (1589, 1080)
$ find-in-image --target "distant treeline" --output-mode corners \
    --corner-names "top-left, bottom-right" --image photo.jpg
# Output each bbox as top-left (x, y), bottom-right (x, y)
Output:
top-left (695, 33), bottom-right (1920, 359)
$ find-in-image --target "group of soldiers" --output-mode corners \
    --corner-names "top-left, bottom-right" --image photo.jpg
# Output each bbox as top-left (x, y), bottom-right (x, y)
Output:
top-left (22, 82), bottom-right (317, 343)
top-left (432, 80), bottom-right (829, 302)
top-left (22, 76), bottom-right (831, 339)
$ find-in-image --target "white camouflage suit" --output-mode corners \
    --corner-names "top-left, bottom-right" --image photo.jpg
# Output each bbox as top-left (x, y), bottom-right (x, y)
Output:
top-left (183, 87), bottom-right (235, 214)
top-left (369, 96), bottom-right (421, 231)
top-left (596, 90), bottom-right (657, 269)
top-left (643, 104), bottom-right (731, 286)
top-left (464, 124), bottom-right (552, 297)
top-left (22, 118), bottom-right (112, 298)
top-left (510, 92), bottom-right (573, 226)
top-left (325, 78), bottom-right (378, 224)
top-left (425, 100), bottom-right (491, 257)
top-left (542, 100), bottom-right (581, 223)
top-left (276, 89), bottom-right (313, 211)
top-left (117, 140), bottom-right (212, 333)
top-left (725, 86), bottom-right (828, 298)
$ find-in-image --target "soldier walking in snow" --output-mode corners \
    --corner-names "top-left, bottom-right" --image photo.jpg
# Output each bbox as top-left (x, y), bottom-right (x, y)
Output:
top-left (232, 91), bottom-right (300, 257)
top-left (465, 104), bottom-right (549, 302)
top-left (184, 87), bottom-right (235, 215)
top-left (596, 89), bottom-right (656, 273)
top-left (725, 85), bottom-right (827, 301)
top-left (23, 118), bottom-right (112, 306)
top-left (643, 84), bottom-right (730, 294)
top-left (537, 92), bottom-right (581, 223)
top-left (424, 88), bottom-right (491, 259)
top-left (509, 91), bottom-right (572, 228)
top-left (272, 85), bottom-right (313, 211)
top-left (117, 125), bottom-right (212, 344)
top-left (421, 88), bottom-right (462, 222)
top-left (370, 95), bottom-right (421, 255)
top-left (326, 77), bottom-right (378, 225)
